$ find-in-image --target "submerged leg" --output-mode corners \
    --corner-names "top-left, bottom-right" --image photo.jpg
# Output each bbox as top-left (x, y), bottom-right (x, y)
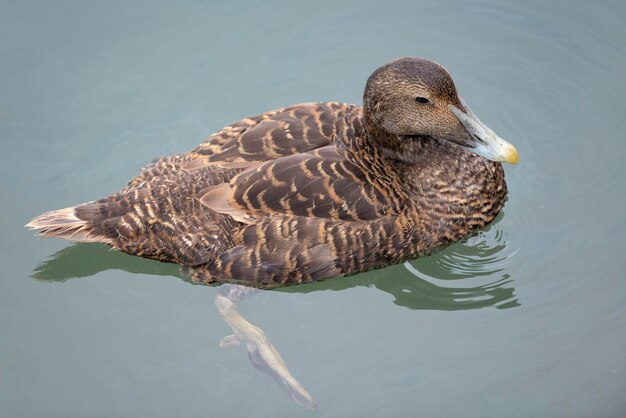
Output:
top-left (214, 284), bottom-right (317, 410)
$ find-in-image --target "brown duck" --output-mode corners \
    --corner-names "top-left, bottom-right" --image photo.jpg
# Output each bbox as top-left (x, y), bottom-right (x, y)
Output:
top-left (27, 57), bottom-right (518, 288)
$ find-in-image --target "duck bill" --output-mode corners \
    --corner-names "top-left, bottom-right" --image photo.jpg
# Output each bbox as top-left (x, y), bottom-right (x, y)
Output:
top-left (448, 98), bottom-right (519, 164)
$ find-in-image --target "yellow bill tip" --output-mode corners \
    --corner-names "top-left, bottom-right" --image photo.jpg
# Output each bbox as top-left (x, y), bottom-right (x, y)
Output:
top-left (502, 143), bottom-right (519, 164)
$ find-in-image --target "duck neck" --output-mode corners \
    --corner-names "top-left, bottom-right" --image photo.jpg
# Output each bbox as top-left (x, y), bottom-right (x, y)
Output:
top-left (363, 114), bottom-right (438, 164)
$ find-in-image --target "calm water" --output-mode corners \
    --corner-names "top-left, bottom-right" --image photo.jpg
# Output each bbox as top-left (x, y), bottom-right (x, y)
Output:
top-left (2, 1), bottom-right (625, 417)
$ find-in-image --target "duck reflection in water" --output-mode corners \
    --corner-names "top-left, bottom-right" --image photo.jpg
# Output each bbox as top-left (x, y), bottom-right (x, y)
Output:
top-left (32, 218), bottom-right (518, 410)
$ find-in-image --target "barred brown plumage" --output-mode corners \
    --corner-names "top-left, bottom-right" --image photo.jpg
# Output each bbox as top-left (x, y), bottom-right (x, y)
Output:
top-left (26, 57), bottom-right (516, 288)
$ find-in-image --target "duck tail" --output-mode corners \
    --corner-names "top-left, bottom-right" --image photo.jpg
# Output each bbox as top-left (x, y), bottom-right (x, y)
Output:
top-left (26, 204), bottom-right (113, 245)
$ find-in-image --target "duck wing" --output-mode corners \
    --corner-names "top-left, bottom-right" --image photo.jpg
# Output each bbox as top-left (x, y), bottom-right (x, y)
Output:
top-left (191, 138), bottom-right (412, 286)
top-left (197, 144), bottom-right (402, 223)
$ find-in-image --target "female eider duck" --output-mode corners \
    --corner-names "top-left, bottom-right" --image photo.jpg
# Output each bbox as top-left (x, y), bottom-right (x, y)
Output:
top-left (27, 57), bottom-right (518, 287)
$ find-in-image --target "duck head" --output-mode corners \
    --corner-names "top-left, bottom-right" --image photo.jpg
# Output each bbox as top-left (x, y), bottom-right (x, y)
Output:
top-left (363, 57), bottom-right (518, 164)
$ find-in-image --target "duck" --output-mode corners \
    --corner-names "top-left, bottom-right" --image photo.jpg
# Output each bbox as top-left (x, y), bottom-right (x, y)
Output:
top-left (27, 57), bottom-right (518, 288)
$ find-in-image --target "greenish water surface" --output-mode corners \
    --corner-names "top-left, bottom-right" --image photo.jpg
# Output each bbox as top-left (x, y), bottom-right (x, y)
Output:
top-left (1, 1), bottom-right (625, 417)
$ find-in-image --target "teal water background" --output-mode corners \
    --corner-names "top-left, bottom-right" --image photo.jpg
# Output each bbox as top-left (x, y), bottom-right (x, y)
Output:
top-left (1, 1), bottom-right (625, 417)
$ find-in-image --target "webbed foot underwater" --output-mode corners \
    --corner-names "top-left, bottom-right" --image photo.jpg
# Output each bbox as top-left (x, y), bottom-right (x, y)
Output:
top-left (27, 57), bottom-right (518, 287)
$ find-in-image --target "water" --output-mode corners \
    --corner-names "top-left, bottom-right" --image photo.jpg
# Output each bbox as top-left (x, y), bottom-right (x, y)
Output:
top-left (1, 1), bottom-right (625, 417)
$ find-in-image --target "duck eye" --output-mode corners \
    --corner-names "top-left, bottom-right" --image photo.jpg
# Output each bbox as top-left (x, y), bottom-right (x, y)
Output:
top-left (415, 97), bottom-right (430, 104)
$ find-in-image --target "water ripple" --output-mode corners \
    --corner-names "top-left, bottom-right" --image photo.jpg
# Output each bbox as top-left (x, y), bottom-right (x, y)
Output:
top-left (397, 220), bottom-right (520, 310)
